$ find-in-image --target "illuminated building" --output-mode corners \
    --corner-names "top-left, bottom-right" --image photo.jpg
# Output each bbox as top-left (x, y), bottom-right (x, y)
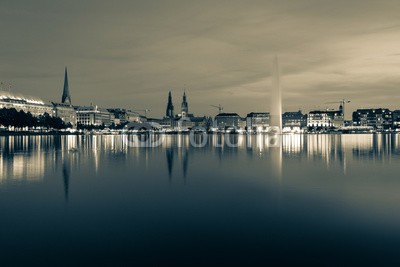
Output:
top-left (0, 90), bottom-right (54, 116)
top-left (181, 91), bottom-right (188, 117)
top-left (215, 113), bottom-right (242, 130)
top-left (161, 91), bottom-right (210, 130)
top-left (76, 105), bottom-right (115, 127)
top-left (108, 108), bottom-right (142, 124)
top-left (51, 67), bottom-right (77, 127)
top-left (52, 102), bottom-right (77, 127)
top-left (245, 112), bottom-right (270, 132)
top-left (392, 110), bottom-right (400, 129)
top-left (352, 108), bottom-right (393, 130)
top-left (282, 111), bottom-right (307, 132)
top-left (308, 107), bottom-right (344, 129)
top-left (189, 116), bottom-right (212, 128)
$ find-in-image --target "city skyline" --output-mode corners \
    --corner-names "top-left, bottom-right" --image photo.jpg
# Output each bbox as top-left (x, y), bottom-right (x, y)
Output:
top-left (3, 2), bottom-right (400, 265)
top-left (1, 0), bottom-right (400, 118)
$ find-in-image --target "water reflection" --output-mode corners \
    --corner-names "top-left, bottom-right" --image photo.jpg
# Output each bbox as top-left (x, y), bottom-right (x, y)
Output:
top-left (1, 133), bottom-right (400, 188)
top-left (165, 136), bottom-right (190, 184)
top-left (62, 159), bottom-right (70, 202)
top-left (166, 148), bottom-right (174, 182)
top-left (2, 134), bottom-right (400, 266)
top-left (182, 148), bottom-right (188, 182)
top-left (0, 136), bottom-right (49, 184)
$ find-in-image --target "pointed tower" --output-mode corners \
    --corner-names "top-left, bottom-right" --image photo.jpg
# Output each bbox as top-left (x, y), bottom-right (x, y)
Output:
top-left (339, 102), bottom-right (344, 114)
top-left (165, 91), bottom-right (174, 118)
top-left (61, 67), bottom-right (72, 104)
top-left (181, 91), bottom-right (188, 117)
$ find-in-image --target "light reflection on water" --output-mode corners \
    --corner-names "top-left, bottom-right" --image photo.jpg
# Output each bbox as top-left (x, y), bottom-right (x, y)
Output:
top-left (1, 134), bottom-right (399, 185)
top-left (1, 134), bottom-right (400, 265)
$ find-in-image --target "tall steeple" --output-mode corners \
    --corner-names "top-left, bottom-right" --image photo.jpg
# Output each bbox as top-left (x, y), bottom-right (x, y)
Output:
top-left (181, 91), bottom-right (188, 117)
top-left (61, 67), bottom-right (72, 104)
top-left (166, 91), bottom-right (174, 118)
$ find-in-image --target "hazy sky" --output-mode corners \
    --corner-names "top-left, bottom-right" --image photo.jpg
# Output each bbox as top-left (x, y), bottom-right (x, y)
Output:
top-left (1, 0), bottom-right (400, 118)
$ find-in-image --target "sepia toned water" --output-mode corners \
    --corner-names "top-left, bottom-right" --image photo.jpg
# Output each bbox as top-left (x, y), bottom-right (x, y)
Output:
top-left (1, 134), bottom-right (400, 266)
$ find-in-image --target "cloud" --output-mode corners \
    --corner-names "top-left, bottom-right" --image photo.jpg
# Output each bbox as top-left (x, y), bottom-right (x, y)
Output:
top-left (1, 0), bottom-right (400, 117)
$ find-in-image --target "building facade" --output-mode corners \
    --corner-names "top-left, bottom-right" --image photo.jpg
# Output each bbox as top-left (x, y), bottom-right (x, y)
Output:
top-left (181, 92), bottom-right (188, 117)
top-left (173, 116), bottom-right (211, 131)
top-left (214, 113), bottom-right (242, 130)
top-left (282, 111), bottom-right (307, 132)
top-left (52, 102), bottom-right (77, 127)
top-left (245, 112), bottom-right (270, 132)
top-left (352, 108), bottom-right (393, 130)
top-left (392, 110), bottom-right (400, 129)
top-left (76, 105), bottom-right (115, 127)
top-left (0, 91), bottom-right (54, 117)
top-left (308, 109), bottom-right (344, 129)
top-left (108, 108), bottom-right (142, 124)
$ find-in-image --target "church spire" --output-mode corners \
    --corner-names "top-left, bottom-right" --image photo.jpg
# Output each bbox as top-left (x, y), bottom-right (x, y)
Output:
top-left (181, 90), bottom-right (188, 117)
top-left (61, 67), bottom-right (72, 104)
top-left (166, 91), bottom-right (174, 118)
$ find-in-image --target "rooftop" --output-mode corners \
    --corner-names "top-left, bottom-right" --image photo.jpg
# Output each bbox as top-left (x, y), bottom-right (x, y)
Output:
top-left (0, 90), bottom-right (45, 105)
top-left (215, 113), bottom-right (240, 117)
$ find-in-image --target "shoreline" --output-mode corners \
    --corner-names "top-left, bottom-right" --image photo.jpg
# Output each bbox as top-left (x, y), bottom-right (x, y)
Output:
top-left (1, 130), bottom-right (399, 136)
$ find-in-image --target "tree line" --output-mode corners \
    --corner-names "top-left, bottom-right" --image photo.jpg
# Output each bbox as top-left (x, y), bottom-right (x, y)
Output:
top-left (0, 108), bottom-right (71, 129)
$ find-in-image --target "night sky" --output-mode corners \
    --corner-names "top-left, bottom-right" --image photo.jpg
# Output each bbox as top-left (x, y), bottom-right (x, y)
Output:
top-left (1, 0), bottom-right (400, 118)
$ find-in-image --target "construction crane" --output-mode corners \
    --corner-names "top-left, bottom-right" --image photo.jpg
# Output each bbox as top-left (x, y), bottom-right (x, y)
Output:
top-left (133, 109), bottom-right (150, 117)
top-left (210, 104), bottom-right (223, 114)
top-left (325, 99), bottom-right (351, 116)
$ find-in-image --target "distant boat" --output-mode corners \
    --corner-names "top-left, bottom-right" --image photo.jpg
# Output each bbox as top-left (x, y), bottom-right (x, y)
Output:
top-left (69, 147), bottom-right (79, 153)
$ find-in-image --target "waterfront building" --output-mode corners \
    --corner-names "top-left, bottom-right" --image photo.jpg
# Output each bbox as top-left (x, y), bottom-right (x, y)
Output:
top-left (157, 117), bottom-right (173, 129)
top-left (0, 90), bottom-right (54, 117)
top-left (214, 113), bottom-right (243, 130)
top-left (176, 92), bottom-right (210, 129)
top-left (0, 68), bottom-right (76, 128)
top-left (165, 91), bottom-right (174, 118)
top-left (344, 120), bottom-right (353, 127)
top-left (239, 118), bottom-right (246, 130)
top-left (161, 91), bottom-right (210, 131)
top-left (176, 91), bottom-right (195, 119)
top-left (173, 116), bottom-right (211, 131)
top-left (307, 110), bottom-right (331, 128)
top-left (392, 110), bottom-right (400, 129)
top-left (308, 108), bottom-right (344, 129)
top-left (245, 112), bottom-right (270, 132)
top-left (352, 108), bottom-right (393, 130)
top-left (175, 117), bottom-right (195, 131)
top-left (282, 111), bottom-right (307, 132)
top-left (52, 102), bottom-right (76, 127)
top-left (51, 68), bottom-right (76, 127)
top-left (108, 108), bottom-right (142, 124)
top-left (181, 91), bottom-right (188, 117)
top-left (190, 116), bottom-right (212, 129)
top-left (76, 105), bottom-right (115, 127)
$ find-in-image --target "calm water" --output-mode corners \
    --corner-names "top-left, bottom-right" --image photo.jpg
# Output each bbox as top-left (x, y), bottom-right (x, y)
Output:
top-left (1, 134), bottom-right (400, 266)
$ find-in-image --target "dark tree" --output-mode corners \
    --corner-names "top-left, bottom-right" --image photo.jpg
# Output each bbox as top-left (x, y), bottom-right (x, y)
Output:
top-left (0, 108), bottom-right (68, 130)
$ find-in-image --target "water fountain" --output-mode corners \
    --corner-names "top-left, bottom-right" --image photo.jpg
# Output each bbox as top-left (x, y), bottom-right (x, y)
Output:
top-left (269, 56), bottom-right (282, 179)
top-left (270, 56), bottom-right (282, 133)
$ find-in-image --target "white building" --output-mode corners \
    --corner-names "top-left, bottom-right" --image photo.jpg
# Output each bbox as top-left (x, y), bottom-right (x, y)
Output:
top-left (0, 91), bottom-right (54, 117)
top-left (76, 105), bottom-right (115, 127)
